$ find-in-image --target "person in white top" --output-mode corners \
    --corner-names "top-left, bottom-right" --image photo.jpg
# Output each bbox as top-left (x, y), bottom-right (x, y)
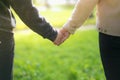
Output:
top-left (54, 0), bottom-right (120, 80)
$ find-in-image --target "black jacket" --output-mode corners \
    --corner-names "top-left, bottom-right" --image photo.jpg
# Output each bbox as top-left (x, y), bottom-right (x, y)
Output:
top-left (0, 0), bottom-right (57, 41)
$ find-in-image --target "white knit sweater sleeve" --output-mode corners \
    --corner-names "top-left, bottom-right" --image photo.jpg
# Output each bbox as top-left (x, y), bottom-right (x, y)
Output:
top-left (63, 0), bottom-right (99, 34)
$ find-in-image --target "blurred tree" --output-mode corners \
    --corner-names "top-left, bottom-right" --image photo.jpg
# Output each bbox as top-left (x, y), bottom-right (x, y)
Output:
top-left (66, 0), bottom-right (71, 5)
top-left (33, 0), bottom-right (37, 4)
top-left (32, 0), bottom-right (40, 5)
top-left (44, 0), bottom-right (51, 8)
top-left (66, 0), bottom-right (77, 5)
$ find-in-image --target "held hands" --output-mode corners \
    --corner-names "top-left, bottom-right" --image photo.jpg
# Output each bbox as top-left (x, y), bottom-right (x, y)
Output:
top-left (54, 28), bottom-right (70, 46)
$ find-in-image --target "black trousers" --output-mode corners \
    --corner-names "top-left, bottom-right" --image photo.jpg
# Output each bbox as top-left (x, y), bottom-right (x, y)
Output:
top-left (0, 31), bottom-right (14, 80)
top-left (99, 32), bottom-right (120, 80)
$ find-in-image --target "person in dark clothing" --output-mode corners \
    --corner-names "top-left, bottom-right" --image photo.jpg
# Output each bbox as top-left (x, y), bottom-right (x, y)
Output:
top-left (0, 0), bottom-right (58, 80)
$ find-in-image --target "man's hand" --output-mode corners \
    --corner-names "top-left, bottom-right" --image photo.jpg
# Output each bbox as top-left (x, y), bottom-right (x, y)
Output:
top-left (54, 28), bottom-right (70, 46)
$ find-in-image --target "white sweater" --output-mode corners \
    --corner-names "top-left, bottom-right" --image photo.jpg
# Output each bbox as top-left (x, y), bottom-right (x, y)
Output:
top-left (63, 0), bottom-right (120, 36)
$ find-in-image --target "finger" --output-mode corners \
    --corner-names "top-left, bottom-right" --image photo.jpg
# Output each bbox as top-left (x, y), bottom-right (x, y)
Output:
top-left (54, 29), bottom-right (70, 46)
top-left (55, 34), bottom-right (69, 46)
top-left (54, 36), bottom-right (64, 46)
top-left (54, 34), bottom-right (63, 45)
top-left (54, 35), bottom-right (65, 46)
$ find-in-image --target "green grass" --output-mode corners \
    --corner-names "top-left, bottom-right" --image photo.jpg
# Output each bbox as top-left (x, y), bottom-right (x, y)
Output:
top-left (14, 30), bottom-right (105, 80)
top-left (13, 5), bottom-right (99, 80)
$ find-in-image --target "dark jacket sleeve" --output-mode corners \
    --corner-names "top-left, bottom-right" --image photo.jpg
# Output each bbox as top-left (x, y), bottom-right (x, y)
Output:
top-left (10, 0), bottom-right (57, 41)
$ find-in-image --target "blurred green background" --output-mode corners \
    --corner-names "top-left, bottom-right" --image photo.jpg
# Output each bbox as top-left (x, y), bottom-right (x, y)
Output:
top-left (13, 0), bottom-right (105, 80)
